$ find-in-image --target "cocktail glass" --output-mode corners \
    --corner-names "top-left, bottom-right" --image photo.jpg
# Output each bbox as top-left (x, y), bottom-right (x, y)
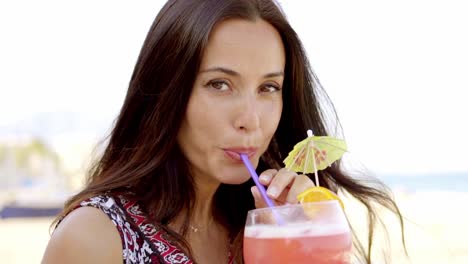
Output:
top-left (244, 200), bottom-right (352, 264)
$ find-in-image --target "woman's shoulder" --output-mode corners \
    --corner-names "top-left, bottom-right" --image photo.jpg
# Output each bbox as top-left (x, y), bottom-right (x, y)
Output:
top-left (42, 202), bottom-right (123, 263)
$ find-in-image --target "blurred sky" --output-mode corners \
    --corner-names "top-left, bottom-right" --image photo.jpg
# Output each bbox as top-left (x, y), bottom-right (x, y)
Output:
top-left (0, 0), bottom-right (467, 176)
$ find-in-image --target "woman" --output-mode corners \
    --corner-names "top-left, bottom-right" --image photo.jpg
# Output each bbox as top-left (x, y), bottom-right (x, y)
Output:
top-left (42, 0), bottom-right (405, 263)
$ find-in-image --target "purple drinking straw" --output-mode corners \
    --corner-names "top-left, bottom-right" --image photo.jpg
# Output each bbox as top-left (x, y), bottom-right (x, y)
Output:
top-left (240, 154), bottom-right (284, 225)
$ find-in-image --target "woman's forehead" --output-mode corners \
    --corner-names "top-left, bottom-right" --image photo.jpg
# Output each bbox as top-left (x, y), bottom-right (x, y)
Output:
top-left (199, 18), bottom-right (286, 77)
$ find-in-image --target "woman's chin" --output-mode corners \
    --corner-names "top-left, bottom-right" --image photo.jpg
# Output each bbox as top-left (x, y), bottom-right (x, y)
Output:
top-left (218, 171), bottom-right (252, 185)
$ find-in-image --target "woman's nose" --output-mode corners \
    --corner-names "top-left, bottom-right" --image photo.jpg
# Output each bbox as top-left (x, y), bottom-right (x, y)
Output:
top-left (234, 95), bottom-right (260, 132)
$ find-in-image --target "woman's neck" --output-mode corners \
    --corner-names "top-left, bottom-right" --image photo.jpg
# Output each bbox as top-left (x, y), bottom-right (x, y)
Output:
top-left (190, 174), bottom-right (220, 229)
top-left (169, 172), bottom-right (221, 233)
top-left (167, 173), bottom-right (231, 263)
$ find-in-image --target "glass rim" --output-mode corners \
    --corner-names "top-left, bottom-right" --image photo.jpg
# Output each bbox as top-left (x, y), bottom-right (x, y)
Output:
top-left (247, 200), bottom-right (341, 214)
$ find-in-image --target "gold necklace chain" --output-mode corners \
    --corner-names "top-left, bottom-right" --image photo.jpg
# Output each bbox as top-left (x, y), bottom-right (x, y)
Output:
top-left (189, 225), bottom-right (202, 232)
top-left (189, 218), bottom-right (214, 232)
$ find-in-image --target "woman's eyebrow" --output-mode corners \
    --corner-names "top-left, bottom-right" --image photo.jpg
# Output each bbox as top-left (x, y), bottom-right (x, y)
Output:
top-left (200, 66), bottom-right (284, 78)
top-left (263, 71), bottom-right (284, 78)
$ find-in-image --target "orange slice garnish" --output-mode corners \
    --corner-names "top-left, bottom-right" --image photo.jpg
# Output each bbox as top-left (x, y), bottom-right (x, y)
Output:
top-left (297, 186), bottom-right (344, 209)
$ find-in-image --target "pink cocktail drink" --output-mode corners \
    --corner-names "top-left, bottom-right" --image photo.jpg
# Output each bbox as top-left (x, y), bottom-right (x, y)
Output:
top-left (243, 201), bottom-right (351, 264)
top-left (244, 224), bottom-right (351, 264)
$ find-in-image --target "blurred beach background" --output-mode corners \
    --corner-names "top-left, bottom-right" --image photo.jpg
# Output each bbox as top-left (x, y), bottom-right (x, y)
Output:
top-left (1, 0), bottom-right (467, 263)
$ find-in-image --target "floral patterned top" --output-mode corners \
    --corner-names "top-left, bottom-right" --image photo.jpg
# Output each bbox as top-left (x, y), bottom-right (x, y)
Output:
top-left (68, 194), bottom-right (235, 264)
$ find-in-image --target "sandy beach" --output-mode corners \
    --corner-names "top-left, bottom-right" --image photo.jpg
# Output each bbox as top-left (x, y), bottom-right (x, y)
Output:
top-left (1, 190), bottom-right (467, 263)
top-left (0, 217), bottom-right (54, 263)
top-left (344, 190), bottom-right (468, 263)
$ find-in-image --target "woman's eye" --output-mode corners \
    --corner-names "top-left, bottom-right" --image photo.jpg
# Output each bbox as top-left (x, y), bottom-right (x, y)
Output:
top-left (207, 80), bottom-right (230, 91)
top-left (261, 84), bottom-right (281, 93)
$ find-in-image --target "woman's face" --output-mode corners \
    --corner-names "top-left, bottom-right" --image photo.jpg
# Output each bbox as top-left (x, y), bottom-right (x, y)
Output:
top-left (177, 19), bottom-right (285, 185)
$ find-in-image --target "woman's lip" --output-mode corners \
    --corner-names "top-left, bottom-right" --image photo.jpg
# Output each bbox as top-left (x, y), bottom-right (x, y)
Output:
top-left (223, 148), bottom-right (257, 162)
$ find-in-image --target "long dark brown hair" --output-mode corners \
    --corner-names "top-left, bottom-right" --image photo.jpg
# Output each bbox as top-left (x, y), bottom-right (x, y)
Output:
top-left (55, 0), bottom-right (405, 263)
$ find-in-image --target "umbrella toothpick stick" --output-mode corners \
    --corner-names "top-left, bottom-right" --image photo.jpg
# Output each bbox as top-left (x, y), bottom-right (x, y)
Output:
top-left (311, 148), bottom-right (319, 187)
top-left (306, 130), bottom-right (320, 187)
